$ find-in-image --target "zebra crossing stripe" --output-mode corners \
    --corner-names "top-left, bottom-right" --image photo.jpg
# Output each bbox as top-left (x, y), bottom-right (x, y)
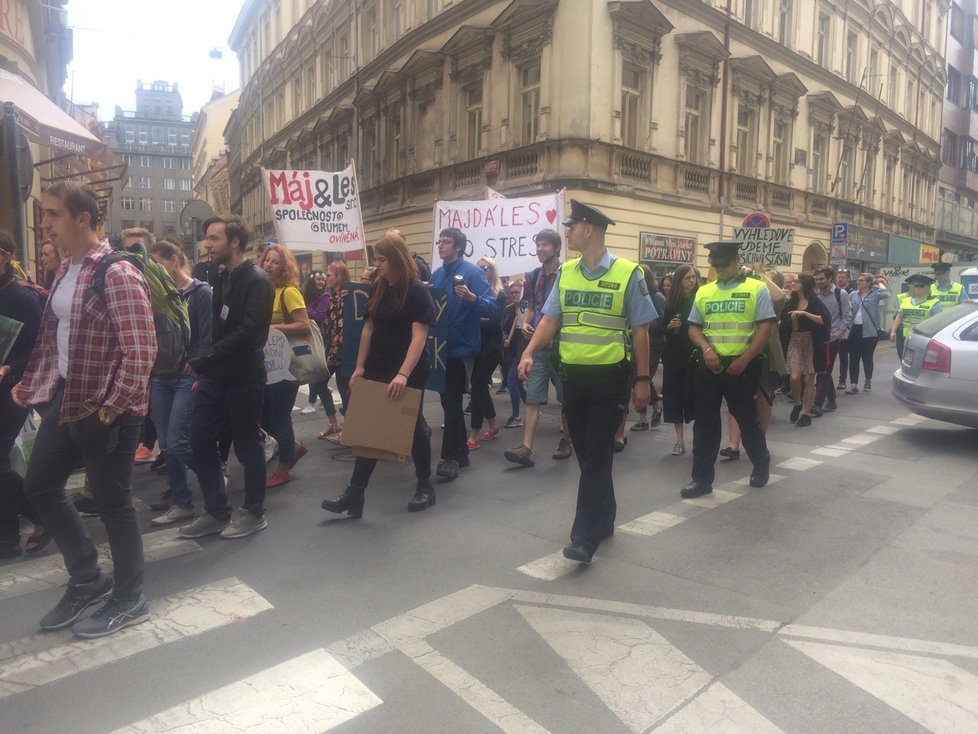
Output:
top-left (0, 529), bottom-right (201, 602)
top-left (109, 649), bottom-right (381, 734)
top-left (0, 577), bottom-right (272, 699)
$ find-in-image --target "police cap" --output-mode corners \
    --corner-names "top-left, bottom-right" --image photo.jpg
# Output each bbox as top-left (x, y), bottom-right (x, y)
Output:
top-left (562, 199), bottom-right (615, 229)
top-left (905, 274), bottom-right (935, 287)
top-left (932, 262), bottom-right (952, 274)
top-left (704, 240), bottom-right (741, 266)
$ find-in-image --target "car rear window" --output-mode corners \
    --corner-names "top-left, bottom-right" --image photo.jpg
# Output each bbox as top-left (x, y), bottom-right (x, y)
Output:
top-left (912, 302), bottom-right (978, 337)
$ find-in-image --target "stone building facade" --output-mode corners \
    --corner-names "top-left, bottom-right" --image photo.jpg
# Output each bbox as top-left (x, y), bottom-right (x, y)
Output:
top-left (226, 0), bottom-right (947, 275)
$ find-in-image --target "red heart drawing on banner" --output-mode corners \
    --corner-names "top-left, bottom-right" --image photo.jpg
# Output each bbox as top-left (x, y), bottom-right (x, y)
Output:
top-left (545, 209), bottom-right (557, 224)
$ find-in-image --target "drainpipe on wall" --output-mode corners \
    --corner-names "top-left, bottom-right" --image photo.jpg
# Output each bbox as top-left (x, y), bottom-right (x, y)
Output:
top-left (717, 0), bottom-right (732, 239)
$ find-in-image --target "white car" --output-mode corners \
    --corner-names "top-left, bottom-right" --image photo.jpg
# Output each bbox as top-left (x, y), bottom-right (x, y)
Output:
top-left (892, 302), bottom-right (978, 428)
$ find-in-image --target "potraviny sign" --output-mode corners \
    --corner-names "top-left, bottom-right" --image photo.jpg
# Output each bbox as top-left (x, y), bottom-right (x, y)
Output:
top-left (431, 190), bottom-right (565, 278)
top-left (262, 164), bottom-right (365, 252)
top-left (731, 227), bottom-right (794, 269)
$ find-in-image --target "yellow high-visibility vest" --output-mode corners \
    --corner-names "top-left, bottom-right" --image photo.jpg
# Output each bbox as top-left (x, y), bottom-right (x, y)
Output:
top-left (693, 277), bottom-right (766, 357)
top-left (557, 256), bottom-right (636, 365)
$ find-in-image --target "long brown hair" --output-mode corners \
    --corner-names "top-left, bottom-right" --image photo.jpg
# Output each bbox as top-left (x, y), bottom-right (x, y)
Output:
top-left (664, 264), bottom-right (699, 312)
top-left (327, 260), bottom-right (350, 291)
top-left (367, 232), bottom-right (418, 314)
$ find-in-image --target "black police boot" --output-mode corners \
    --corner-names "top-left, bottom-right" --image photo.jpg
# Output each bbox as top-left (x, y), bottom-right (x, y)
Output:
top-left (321, 485), bottom-right (365, 518)
top-left (681, 481), bottom-right (713, 499)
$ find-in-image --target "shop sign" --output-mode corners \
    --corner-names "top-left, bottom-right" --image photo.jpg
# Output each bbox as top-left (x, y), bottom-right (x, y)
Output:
top-left (831, 222), bottom-right (888, 263)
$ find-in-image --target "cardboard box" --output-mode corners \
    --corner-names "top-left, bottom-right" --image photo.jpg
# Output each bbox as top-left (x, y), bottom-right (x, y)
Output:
top-left (341, 377), bottom-right (421, 461)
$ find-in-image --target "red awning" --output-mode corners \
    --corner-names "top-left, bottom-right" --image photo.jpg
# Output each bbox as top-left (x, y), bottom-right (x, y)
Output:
top-left (0, 68), bottom-right (110, 163)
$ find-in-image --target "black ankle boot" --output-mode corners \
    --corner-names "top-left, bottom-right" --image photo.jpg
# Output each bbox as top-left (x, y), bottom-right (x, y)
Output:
top-left (407, 481), bottom-right (435, 512)
top-left (321, 485), bottom-right (365, 518)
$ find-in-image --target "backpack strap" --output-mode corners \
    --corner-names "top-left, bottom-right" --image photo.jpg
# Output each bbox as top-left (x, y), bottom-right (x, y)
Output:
top-left (89, 251), bottom-right (142, 303)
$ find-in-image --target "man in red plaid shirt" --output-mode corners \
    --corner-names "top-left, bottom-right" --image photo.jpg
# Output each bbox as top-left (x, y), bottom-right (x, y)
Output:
top-left (12, 182), bottom-right (157, 638)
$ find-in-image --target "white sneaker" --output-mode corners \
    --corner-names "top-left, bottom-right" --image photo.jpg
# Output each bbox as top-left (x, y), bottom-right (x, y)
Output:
top-left (300, 404), bottom-right (316, 415)
top-left (178, 513), bottom-right (229, 538)
top-left (151, 505), bottom-right (195, 526)
top-left (220, 509), bottom-right (268, 539)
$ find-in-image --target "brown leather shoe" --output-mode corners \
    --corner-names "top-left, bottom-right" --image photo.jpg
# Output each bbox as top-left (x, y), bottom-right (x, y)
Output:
top-left (552, 437), bottom-right (573, 460)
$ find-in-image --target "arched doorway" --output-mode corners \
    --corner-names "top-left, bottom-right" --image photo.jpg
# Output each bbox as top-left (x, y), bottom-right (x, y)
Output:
top-left (802, 241), bottom-right (828, 273)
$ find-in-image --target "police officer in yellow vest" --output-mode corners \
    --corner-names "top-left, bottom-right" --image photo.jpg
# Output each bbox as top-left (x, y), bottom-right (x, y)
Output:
top-left (519, 200), bottom-right (657, 564)
top-left (682, 241), bottom-right (777, 499)
top-left (890, 273), bottom-right (941, 360)
top-left (932, 262), bottom-right (967, 307)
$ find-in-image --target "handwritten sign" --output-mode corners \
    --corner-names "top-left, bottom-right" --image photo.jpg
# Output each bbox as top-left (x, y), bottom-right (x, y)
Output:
top-left (340, 285), bottom-right (450, 394)
top-left (432, 191), bottom-right (565, 278)
top-left (263, 329), bottom-right (294, 385)
top-left (263, 164), bottom-right (365, 252)
top-left (731, 227), bottom-right (794, 269)
top-left (639, 232), bottom-right (695, 264)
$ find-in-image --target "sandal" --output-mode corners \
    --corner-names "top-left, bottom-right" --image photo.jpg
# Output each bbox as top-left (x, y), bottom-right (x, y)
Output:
top-left (25, 530), bottom-right (52, 554)
top-left (317, 424), bottom-right (342, 440)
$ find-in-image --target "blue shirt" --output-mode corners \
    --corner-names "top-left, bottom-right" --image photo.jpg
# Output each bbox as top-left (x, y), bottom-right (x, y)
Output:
top-left (687, 275), bottom-right (777, 325)
top-left (429, 256), bottom-right (499, 359)
top-left (541, 250), bottom-right (658, 327)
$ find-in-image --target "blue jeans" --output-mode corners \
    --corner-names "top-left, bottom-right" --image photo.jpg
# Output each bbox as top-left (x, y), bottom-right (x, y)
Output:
top-left (151, 374), bottom-right (196, 509)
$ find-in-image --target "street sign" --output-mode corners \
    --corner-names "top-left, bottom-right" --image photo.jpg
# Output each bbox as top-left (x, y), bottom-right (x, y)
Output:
top-left (741, 212), bottom-right (770, 228)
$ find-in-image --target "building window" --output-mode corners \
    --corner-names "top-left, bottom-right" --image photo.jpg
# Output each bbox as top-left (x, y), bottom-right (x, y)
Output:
top-left (845, 32), bottom-right (858, 83)
top-left (887, 63), bottom-right (897, 107)
top-left (905, 78), bottom-right (913, 118)
top-left (387, 0), bottom-right (402, 42)
top-left (162, 200), bottom-right (177, 213)
top-left (180, 130), bottom-right (190, 145)
top-left (152, 126), bottom-right (163, 144)
top-left (868, 48), bottom-right (879, 94)
top-left (684, 85), bottom-right (707, 164)
top-left (621, 64), bottom-right (641, 148)
top-left (339, 34), bottom-right (350, 79)
top-left (168, 129), bottom-right (177, 145)
top-left (811, 134), bottom-right (827, 194)
top-left (121, 219), bottom-right (136, 230)
top-left (322, 46), bottom-right (334, 92)
top-left (121, 196), bottom-right (135, 211)
top-left (180, 179), bottom-right (192, 191)
top-left (837, 145), bottom-right (852, 197)
top-left (742, 0), bottom-right (754, 27)
top-left (777, 0), bottom-right (792, 46)
top-left (138, 126), bottom-right (148, 144)
top-left (161, 157), bottom-right (174, 169)
top-left (163, 177), bottom-right (176, 190)
top-left (883, 160), bottom-right (894, 210)
top-left (139, 155), bottom-right (151, 167)
top-left (948, 65), bottom-right (962, 106)
top-left (816, 13), bottom-right (830, 68)
top-left (180, 158), bottom-right (192, 170)
top-left (771, 120), bottom-right (788, 184)
top-left (364, 5), bottom-right (378, 59)
top-left (306, 67), bottom-right (316, 107)
top-left (465, 85), bottom-right (483, 159)
top-left (139, 176), bottom-right (152, 189)
top-left (943, 129), bottom-right (959, 167)
top-left (139, 198), bottom-right (152, 213)
top-left (293, 78), bottom-right (302, 115)
top-left (519, 62), bottom-right (541, 145)
top-left (388, 106), bottom-right (402, 177)
top-left (124, 125), bottom-right (135, 143)
top-left (735, 105), bottom-right (756, 174)
top-left (950, 3), bottom-right (965, 42)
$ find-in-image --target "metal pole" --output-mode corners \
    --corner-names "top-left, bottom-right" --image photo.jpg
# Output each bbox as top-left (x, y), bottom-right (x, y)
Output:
top-left (4, 102), bottom-right (27, 265)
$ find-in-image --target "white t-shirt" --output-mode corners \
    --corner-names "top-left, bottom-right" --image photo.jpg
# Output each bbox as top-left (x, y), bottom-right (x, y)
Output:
top-left (51, 261), bottom-right (83, 378)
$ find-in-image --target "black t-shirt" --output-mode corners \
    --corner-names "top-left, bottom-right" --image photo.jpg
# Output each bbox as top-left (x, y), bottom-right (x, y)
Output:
top-left (363, 279), bottom-right (436, 388)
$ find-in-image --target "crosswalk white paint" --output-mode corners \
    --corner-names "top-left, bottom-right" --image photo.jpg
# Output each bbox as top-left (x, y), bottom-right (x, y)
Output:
top-left (866, 424), bottom-right (901, 435)
top-left (515, 604), bottom-right (778, 733)
top-left (840, 434), bottom-right (881, 447)
top-left (0, 529), bottom-right (201, 601)
top-left (617, 510), bottom-right (685, 537)
top-left (517, 552), bottom-right (583, 580)
top-left (810, 447), bottom-right (850, 457)
top-left (110, 649), bottom-right (381, 734)
top-left (785, 639), bottom-right (978, 731)
top-left (655, 681), bottom-right (784, 733)
top-left (776, 457), bottom-right (823, 471)
top-left (0, 577), bottom-right (271, 699)
top-left (681, 487), bottom-right (745, 508)
top-left (733, 472), bottom-right (786, 486)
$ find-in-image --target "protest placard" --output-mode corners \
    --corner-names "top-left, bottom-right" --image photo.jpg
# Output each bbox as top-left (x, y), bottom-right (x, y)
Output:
top-left (731, 227), bottom-right (794, 269)
top-left (263, 329), bottom-right (294, 385)
top-left (432, 190), bottom-right (565, 277)
top-left (0, 314), bottom-right (24, 365)
top-left (341, 284), bottom-right (449, 394)
top-left (263, 163), bottom-right (366, 253)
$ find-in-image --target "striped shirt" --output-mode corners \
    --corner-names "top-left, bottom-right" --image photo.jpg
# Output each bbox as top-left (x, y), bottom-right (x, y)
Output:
top-left (14, 241), bottom-right (156, 422)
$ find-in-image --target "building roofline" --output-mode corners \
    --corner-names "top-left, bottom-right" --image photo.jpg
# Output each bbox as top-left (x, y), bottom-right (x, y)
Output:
top-left (229, 0), bottom-right (263, 51)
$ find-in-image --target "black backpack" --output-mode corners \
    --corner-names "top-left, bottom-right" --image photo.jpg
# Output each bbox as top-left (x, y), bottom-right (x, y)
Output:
top-left (412, 252), bottom-right (432, 282)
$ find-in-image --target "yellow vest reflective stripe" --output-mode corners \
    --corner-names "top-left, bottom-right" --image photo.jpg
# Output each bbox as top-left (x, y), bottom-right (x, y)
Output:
top-left (899, 295), bottom-right (940, 336)
top-left (934, 282), bottom-right (963, 306)
top-left (694, 277), bottom-right (765, 357)
top-left (558, 256), bottom-right (635, 365)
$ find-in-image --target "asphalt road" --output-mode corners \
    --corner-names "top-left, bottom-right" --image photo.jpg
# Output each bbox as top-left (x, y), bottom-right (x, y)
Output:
top-left (2, 346), bottom-right (976, 733)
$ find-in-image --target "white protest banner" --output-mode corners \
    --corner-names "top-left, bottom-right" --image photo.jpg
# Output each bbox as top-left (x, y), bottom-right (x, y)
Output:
top-left (263, 329), bottom-right (294, 385)
top-left (263, 163), bottom-right (365, 253)
top-left (731, 227), bottom-right (794, 269)
top-left (432, 190), bottom-right (565, 277)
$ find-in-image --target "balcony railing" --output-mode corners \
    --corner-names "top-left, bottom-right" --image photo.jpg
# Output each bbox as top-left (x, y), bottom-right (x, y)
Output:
top-left (937, 200), bottom-right (978, 239)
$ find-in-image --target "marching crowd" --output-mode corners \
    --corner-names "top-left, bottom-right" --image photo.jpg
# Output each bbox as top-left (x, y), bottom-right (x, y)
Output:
top-left (0, 182), bottom-right (969, 640)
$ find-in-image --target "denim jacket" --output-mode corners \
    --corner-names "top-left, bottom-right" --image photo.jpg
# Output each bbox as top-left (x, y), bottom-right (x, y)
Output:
top-left (849, 287), bottom-right (889, 337)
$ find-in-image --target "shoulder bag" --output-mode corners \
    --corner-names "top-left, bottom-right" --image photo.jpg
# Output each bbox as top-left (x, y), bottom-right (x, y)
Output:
top-left (857, 292), bottom-right (887, 341)
top-left (280, 289), bottom-right (329, 385)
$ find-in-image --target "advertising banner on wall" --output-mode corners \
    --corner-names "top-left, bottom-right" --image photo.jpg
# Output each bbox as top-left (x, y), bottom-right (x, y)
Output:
top-left (262, 164), bottom-right (366, 253)
top-left (431, 190), bottom-right (565, 278)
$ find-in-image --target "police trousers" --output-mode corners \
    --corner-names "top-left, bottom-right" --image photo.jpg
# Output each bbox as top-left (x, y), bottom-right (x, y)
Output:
top-left (561, 361), bottom-right (630, 554)
top-left (691, 359), bottom-right (769, 486)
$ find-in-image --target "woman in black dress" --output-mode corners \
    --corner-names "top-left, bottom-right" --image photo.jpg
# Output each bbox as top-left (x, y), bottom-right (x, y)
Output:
top-left (660, 264), bottom-right (700, 456)
top-left (321, 232), bottom-right (436, 517)
top-left (779, 273), bottom-right (831, 427)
